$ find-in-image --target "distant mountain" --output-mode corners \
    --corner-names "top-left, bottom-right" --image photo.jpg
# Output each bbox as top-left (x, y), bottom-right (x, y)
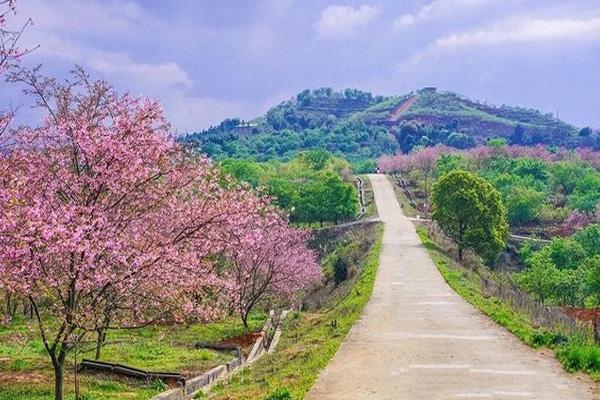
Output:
top-left (182, 87), bottom-right (594, 161)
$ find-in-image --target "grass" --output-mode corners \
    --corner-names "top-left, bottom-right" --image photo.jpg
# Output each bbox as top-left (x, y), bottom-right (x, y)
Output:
top-left (416, 226), bottom-right (600, 381)
top-left (0, 314), bottom-right (266, 400)
top-left (387, 176), bottom-right (418, 218)
top-left (207, 224), bottom-right (384, 400)
top-left (358, 175), bottom-right (377, 219)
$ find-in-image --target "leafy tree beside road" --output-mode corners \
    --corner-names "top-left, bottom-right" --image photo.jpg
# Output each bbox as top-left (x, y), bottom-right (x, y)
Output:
top-left (432, 170), bottom-right (508, 264)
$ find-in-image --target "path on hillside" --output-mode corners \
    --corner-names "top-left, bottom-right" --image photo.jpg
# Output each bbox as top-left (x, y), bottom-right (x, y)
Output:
top-left (388, 95), bottom-right (417, 122)
top-left (307, 174), bottom-right (596, 400)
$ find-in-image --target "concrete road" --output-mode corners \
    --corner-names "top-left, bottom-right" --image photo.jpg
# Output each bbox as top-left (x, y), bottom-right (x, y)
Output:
top-left (306, 174), bottom-right (597, 400)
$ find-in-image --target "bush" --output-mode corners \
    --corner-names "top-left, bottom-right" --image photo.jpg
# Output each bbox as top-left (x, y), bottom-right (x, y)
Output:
top-left (265, 388), bottom-right (293, 400)
top-left (333, 256), bottom-right (349, 285)
top-left (556, 339), bottom-right (600, 373)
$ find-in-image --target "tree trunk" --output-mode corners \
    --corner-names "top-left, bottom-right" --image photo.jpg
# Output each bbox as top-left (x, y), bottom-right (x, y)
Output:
top-left (241, 312), bottom-right (249, 330)
top-left (52, 356), bottom-right (65, 400)
top-left (94, 328), bottom-right (106, 360)
top-left (458, 246), bottom-right (463, 261)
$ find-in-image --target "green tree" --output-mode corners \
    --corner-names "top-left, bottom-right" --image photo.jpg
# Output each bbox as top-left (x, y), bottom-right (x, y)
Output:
top-left (584, 256), bottom-right (600, 303)
top-left (517, 255), bottom-right (559, 303)
top-left (505, 186), bottom-right (545, 225)
top-left (487, 137), bottom-right (507, 148)
top-left (321, 172), bottom-right (359, 223)
top-left (432, 170), bottom-right (508, 263)
top-left (296, 180), bottom-right (327, 226)
top-left (446, 132), bottom-right (475, 149)
top-left (550, 162), bottom-right (594, 195)
top-left (220, 158), bottom-right (265, 187)
top-left (540, 237), bottom-right (586, 270)
top-left (574, 224), bottom-right (600, 257)
top-left (295, 172), bottom-right (358, 226)
top-left (266, 177), bottom-right (299, 212)
top-left (298, 149), bottom-right (332, 170)
top-left (569, 173), bottom-right (600, 212)
top-left (436, 153), bottom-right (464, 176)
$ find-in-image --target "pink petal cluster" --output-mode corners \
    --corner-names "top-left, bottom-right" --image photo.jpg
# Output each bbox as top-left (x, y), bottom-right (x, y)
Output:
top-left (377, 145), bottom-right (454, 173)
top-left (225, 211), bottom-right (319, 325)
top-left (0, 88), bottom-right (320, 338)
top-left (378, 144), bottom-right (600, 174)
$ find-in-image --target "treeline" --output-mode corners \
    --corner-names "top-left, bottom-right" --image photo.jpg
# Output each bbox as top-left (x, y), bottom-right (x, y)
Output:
top-left (395, 120), bottom-right (598, 154)
top-left (518, 224), bottom-right (600, 306)
top-left (379, 142), bottom-right (600, 228)
top-left (220, 150), bottom-right (359, 226)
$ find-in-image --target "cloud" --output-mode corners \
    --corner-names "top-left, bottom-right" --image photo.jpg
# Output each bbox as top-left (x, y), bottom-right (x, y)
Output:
top-left (401, 13), bottom-right (600, 68)
top-left (436, 15), bottom-right (600, 47)
top-left (392, 0), bottom-right (497, 30)
top-left (89, 52), bottom-right (193, 90)
top-left (314, 4), bottom-right (380, 38)
top-left (164, 94), bottom-right (255, 134)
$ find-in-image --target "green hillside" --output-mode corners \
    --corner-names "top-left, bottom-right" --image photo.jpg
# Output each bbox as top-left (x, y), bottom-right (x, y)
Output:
top-left (182, 88), bottom-right (591, 162)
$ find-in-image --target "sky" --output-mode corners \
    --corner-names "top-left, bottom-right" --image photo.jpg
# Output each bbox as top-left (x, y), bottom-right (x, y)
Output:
top-left (2, 0), bottom-right (600, 134)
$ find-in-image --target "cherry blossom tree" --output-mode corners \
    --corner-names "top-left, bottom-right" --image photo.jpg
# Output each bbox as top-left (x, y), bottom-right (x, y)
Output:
top-left (560, 210), bottom-right (594, 236)
top-left (1, 69), bottom-right (312, 400)
top-left (1, 0), bottom-right (27, 145)
top-left (225, 211), bottom-right (320, 328)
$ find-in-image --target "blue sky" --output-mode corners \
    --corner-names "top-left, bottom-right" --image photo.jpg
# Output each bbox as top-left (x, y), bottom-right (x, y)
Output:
top-left (2, 0), bottom-right (600, 133)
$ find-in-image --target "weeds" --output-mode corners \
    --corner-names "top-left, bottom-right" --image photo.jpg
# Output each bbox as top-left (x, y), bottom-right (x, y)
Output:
top-left (416, 226), bottom-right (600, 381)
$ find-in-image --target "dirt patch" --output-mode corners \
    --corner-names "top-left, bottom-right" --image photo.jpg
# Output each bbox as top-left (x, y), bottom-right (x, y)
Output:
top-left (0, 371), bottom-right (46, 384)
top-left (388, 95), bottom-right (417, 122)
top-left (563, 307), bottom-right (600, 323)
top-left (219, 331), bottom-right (262, 349)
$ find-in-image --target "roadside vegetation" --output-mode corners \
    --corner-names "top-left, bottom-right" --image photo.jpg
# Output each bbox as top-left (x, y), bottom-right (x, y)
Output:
top-left (208, 223), bottom-right (383, 400)
top-left (416, 226), bottom-right (600, 380)
top-left (385, 140), bottom-right (600, 381)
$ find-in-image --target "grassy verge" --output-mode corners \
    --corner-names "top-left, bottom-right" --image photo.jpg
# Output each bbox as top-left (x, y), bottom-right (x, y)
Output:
top-left (416, 226), bottom-right (600, 381)
top-left (207, 224), bottom-right (384, 400)
top-left (358, 175), bottom-right (377, 219)
top-left (0, 314), bottom-right (265, 400)
top-left (386, 176), bottom-right (418, 218)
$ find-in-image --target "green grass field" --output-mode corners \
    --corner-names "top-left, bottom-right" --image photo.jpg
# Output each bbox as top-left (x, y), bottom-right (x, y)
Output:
top-left (0, 314), bottom-right (265, 400)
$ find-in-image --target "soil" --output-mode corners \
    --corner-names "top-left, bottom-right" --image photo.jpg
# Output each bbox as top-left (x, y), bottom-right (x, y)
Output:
top-left (218, 331), bottom-right (262, 350)
top-left (563, 307), bottom-right (600, 323)
top-left (0, 371), bottom-right (46, 384)
top-left (388, 95), bottom-right (417, 122)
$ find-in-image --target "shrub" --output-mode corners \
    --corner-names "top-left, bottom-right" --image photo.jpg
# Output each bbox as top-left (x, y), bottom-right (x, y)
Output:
top-left (265, 388), bottom-right (293, 400)
top-left (333, 256), bottom-right (349, 285)
top-left (556, 340), bottom-right (600, 374)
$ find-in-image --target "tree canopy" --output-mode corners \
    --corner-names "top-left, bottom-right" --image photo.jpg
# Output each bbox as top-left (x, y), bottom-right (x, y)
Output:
top-left (432, 170), bottom-right (508, 264)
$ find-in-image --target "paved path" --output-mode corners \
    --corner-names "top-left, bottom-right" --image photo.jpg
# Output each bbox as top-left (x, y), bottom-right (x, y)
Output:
top-left (307, 174), bottom-right (597, 400)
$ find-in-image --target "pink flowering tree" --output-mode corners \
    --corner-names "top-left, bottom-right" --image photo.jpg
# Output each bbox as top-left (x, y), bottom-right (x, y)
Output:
top-left (225, 211), bottom-right (320, 328)
top-left (559, 210), bottom-right (594, 236)
top-left (0, 69), bottom-right (290, 400)
top-left (1, 1), bottom-right (20, 142)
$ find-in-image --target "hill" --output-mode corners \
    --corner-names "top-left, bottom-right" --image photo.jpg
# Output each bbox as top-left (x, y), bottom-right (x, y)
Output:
top-left (181, 88), bottom-right (594, 162)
